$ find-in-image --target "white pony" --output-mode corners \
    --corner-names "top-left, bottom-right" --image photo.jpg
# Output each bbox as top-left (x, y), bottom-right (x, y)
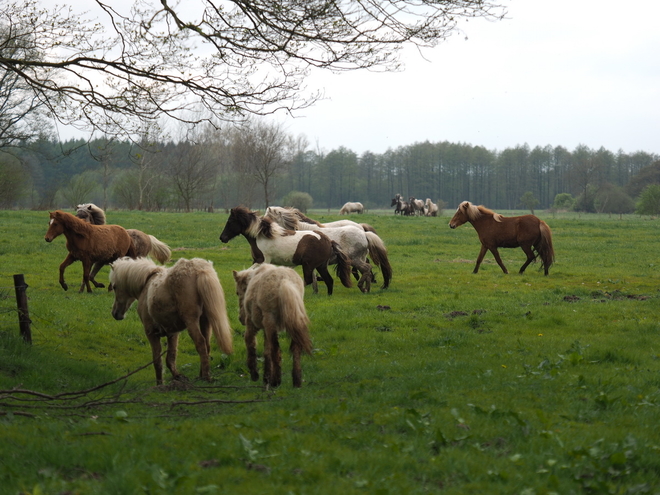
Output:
top-left (409, 197), bottom-right (425, 216)
top-left (339, 201), bottom-right (364, 214)
top-left (110, 257), bottom-right (234, 385)
top-left (265, 206), bottom-right (377, 233)
top-left (425, 198), bottom-right (439, 217)
top-left (264, 207), bottom-right (392, 292)
top-left (233, 263), bottom-right (312, 388)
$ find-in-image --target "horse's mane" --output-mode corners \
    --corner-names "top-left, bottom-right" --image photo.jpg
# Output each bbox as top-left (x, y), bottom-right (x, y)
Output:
top-left (76, 203), bottom-right (107, 225)
top-left (461, 201), bottom-right (503, 223)
top-left (110, 257), bottom-right (164, 294)
top-left (234, 206), bottom-right (291, 239)
top-left (53, 210), bottom-right (96, 235)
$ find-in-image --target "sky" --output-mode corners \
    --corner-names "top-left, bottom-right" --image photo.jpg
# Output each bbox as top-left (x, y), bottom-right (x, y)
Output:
top-left (279, 0), bottom-right (660, 156)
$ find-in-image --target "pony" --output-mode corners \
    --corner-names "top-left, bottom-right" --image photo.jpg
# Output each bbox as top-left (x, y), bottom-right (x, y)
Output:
top-left (76, 203), bottom-right (171, 264)
top-left (425, 198), bottom-right (439, 217)
top-left (409, 197), bottom-right (425, 216)
top-left (44, 210), bottom-right (136, 293)
top-left (219, 206), bottom-right (353, 295)
top-left (391, 194), bottom-right (412, 216)
top-left (233, 263), bottom-right (312, 388)
top-left (266, 206), bottom-right (376, 233)
top-left (264, 207), bottom-right (392, 292)
top-left (339, 201), bottom-right (364, 214)
top-left (449, 201), bottom-right (555, 275)
top-left (109, 257), bottom-right (234, 385)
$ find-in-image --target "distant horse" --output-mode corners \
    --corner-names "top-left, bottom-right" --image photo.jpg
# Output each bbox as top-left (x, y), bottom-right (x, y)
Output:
top-left (219, 206), bottom-right (353, 295)
top-left (110, 257), bottom-right (234, 385)
top-left (76, 203), bottom-right (171, 264)
top-left (44, 210), bottom-right (136, 292)
top-left (391, 195), bottom-right (412, 216)
top-left (409, 197), bottom-right (425, 216)
top-left (425, 198), bottom-right (439, 217)
top-left (233, 264), bottom-right (312, 388)
top-left (267, 206), bottom-right (376, 233)
top-left (265, 207), bottom-right (392, 292)
top-left (339, 202), bottom-right (364, 214)
top-left (449, 201), bottom-right (555, 275)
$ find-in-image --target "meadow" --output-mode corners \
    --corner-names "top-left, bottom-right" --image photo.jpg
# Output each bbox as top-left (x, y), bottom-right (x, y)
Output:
top-left (0, 208), bottom-right (659, 494)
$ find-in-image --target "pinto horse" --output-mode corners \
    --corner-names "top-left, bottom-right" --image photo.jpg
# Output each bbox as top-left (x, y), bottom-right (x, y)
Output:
top-left (76, 203), bottom-right (171, 264)
top-left (110, 257), bottom-right (233, 385)
top-left (449, 201), bottom-right (555, 275)
top-left (233, 263), bottom-right (312, 388)
top-left (44, 210), bottom-right (136, 292)
top-left (219, 206), bottom-right (353, 295)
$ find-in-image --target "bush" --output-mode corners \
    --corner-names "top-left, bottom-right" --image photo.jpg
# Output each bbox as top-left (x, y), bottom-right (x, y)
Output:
top-left (281, 191), bottom-right (313, 212)
top-left (636, 184), bottom-right (660, 216)
top-left (553, 193), bottom-right (575, 210)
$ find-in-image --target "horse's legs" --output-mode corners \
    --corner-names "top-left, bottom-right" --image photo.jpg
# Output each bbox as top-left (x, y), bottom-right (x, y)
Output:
top-left (353, 259), bottom-right (373, 293)
top-left (290, 340), bottom-right (303, 388)
top-left (185, 320), bottom-right (212, 381)
top-left (79, 258), bottom-right (94, 293)
top-left (489, 247), bottom-right (509, 274)
top-left (301, 264), bottom-right (318, 294)
top-left (88, 261), bottom-right (106, 288)
top-left (165, 333), bottom-right (182, 380)
top-left (473, 245), bottom-right (489, 274)
top-left (58, 253), bottom-right (76, 291)
top-left (264, 318), bottom-right (282, 388)
top-left (146, 332), bottom-right (165, 385)
top-left (315, 264), bottom-right (334, 295)
top-left (244, 318), bottom-right (260, 382)
top-left (518, 245), bottom-right (537, 274)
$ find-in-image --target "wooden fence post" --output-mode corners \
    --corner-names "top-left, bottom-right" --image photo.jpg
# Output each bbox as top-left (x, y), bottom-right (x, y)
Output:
top-left (13, 274), bottom-right (31, 344)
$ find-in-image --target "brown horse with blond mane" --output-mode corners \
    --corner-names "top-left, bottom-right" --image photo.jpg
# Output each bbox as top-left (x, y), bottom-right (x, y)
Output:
top-left (44, 210), bottom-right (136, 292)
top-left (449, 201), bottom-right (555, 275)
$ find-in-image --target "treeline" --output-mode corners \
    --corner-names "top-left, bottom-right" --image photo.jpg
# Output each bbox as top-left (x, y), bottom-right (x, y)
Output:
top-left (1, 121), bottom-right (658, 213)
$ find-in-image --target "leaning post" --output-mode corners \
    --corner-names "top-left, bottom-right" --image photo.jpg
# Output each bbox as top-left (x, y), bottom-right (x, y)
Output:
top-left (13, 274), bottom-right (32, 344)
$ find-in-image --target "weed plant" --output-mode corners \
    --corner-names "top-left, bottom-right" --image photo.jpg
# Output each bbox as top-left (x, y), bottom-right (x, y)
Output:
top-left (0, 209), bottom-right (659, 494)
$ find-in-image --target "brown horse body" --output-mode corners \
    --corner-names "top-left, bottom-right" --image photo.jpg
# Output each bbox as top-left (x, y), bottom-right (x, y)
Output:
top-left (233, 263), bottom-right (312, 388)
top-left (44, 210), bottom-right (136, 292)
top-left (449, 201), bottom-right (555, 275)
top-left (110, 257), bottom-right (233, 385)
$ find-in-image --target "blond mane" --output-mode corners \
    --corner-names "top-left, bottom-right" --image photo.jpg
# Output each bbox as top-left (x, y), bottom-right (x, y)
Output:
top-left (462, 201), bottom-right (503, 223)
top-left (110, 257), bottom-right (164, 296)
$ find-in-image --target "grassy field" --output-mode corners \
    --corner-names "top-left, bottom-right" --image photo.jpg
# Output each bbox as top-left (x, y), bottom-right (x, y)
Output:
top-left (1, 208), bottom-right (659, 494)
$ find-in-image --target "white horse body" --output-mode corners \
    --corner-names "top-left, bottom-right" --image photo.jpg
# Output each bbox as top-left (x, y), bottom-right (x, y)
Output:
top-left (339, 201), bottom-right (364, 214)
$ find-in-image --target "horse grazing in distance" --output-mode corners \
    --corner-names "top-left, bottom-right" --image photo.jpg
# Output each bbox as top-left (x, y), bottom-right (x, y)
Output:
top-left (219, 206), bottom-right (353, 295)
top-left (339, 201), bottom-right (364, 214)
top-left (425, 198), bottom-right (439, 217)
top-left (264, 206), bottom-right (392, 292)
top-left (449, 201), bottom-right (555, 275)
top-left (44, 210), bottom-right (136, 292)
top-left (110, 257), bottom-right (233, 385)
top-left (233, 264), bottom-right (312, 388)
top-left (76, 203), bottom-right (171, 264)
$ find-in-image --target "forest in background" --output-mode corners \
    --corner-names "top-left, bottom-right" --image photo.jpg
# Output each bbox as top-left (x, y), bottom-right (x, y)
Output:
top-left (0, 119), bottom-right (659, 214)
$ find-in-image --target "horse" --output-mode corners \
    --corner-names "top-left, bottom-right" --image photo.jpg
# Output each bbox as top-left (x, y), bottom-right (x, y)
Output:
top-left (76, 203), bottom-right (171, 264)
top-left (233, 263), bottom-right (312, 388)
top-left (219, 206), bottom-right (353, 295)
top-left (449, 201), bottom-right (555, 275)
top-left (44, 210), bottom-right (137, 293)
top-left (339, 201), bottom-right (364, 214)
top-left (266, 206), bottom-right (376, 233)
top-left (409, 197), bottom-right (425, 216)
top-left (264, 207), bottom-right (392, 292)
top-left (110, 257), bottom-right (234, 385)
top-left (425, 198), bottom-right (439, 217)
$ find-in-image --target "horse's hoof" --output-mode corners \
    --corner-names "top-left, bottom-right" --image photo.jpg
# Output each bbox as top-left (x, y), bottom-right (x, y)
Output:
top-left (61, 283), bottom-right (68, 291)
top-left (95, 282), bottom-right (106, 288)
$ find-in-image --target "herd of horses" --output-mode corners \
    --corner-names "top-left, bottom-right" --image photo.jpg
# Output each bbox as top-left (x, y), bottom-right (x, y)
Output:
top-left (42, 200), bottom-right (554, 388)
top-left (391, 194), bottom-right (439, 216)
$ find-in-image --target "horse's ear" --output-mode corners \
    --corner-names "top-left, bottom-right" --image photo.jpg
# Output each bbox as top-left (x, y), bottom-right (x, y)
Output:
top-left (232, 270), bottom-right (238, 280)
top-left (461, 202), bottom-right (470, 210)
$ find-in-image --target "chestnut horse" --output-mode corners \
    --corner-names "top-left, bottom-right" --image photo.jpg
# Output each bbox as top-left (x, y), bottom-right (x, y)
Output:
top-left (76, 203), bottom-right (171, 264)
top-left (110, 257), bottom-right (233, 385)
top-left (219, 206), bottom-right (353, 295)
top-left (44, 210), bottom-right (136, 292)
top-left (449, 201), bottom-right (555, 275)
top-left (233, 263), bottom-right (312, 388)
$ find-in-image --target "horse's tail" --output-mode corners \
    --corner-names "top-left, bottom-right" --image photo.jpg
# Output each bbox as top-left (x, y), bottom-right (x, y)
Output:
top-left (279, 279), bottom-right (313, 355)
top-left (197, 264), bottom-right (234, 355)
top-left (365, 232), bottom-right (393, 289)
top-left (148, 235), bottom-right (171, 264)
top-left (538, 221), bottom-right (555, 275)
top-left (360, 223), bottom-right (377, 234)
top-left (331, 241), bottom-right (353, 288)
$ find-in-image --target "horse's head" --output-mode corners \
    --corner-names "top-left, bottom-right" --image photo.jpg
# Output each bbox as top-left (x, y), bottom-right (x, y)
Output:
top-left (232, 266), bottom-right (259, 325)
top-left (44, 211), bottom-right (65, 242)
top-left (449, 201), bottom-right (472, 229)
top-left (220, 206), bottom-right (255, 243)
top-left (109, 258), bottom-right (152, 319)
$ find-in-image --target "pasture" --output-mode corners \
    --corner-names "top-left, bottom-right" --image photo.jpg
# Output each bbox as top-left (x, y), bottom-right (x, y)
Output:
top-left (1, 208), bottom-right (659, 494)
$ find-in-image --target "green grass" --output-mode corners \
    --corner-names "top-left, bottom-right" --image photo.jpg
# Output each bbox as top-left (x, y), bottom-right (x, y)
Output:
top-left (1, 209), bottom-right (659, 494)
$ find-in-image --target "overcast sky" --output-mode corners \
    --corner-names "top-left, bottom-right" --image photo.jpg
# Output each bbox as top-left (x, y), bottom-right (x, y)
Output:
top-left (281, 0), bottom-right (660, 156)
